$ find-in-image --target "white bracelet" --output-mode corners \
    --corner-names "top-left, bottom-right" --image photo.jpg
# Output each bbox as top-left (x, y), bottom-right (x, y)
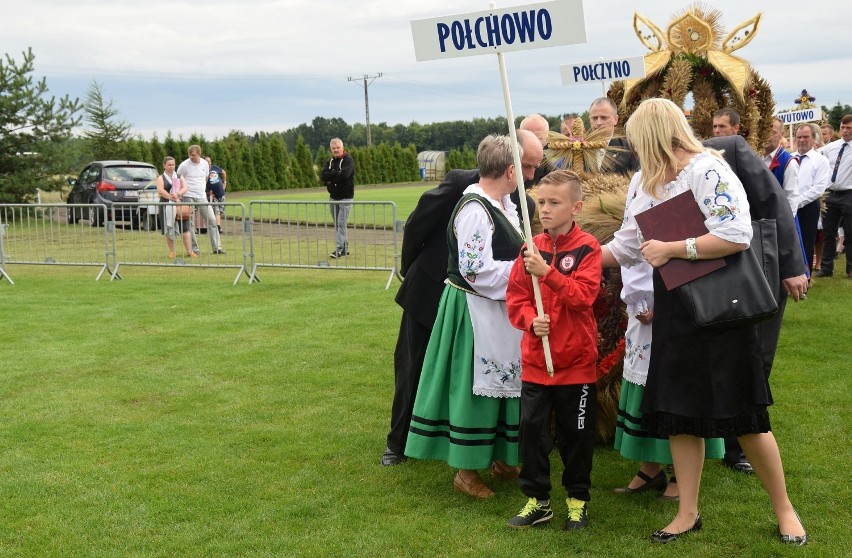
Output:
top-left (685, 237), bottom-right (698, 260)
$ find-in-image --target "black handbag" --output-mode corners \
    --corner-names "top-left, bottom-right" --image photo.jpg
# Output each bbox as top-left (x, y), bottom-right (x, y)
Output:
top-left (677, 219), bottom-right (780, 329)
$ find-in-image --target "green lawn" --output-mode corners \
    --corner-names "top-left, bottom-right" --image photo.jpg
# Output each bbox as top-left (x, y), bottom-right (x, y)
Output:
top-left (0, 265), bottom-right (850, 557)
top-left (226, 182), bottom-right (432, 223)
top-left (40, 181), bottom-right (434, 224)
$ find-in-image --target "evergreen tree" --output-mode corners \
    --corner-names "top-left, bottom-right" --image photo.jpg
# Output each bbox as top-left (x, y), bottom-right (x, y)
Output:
top-left (82, 80), bottom-right (131, 160)
top-left (822, 102), bottom-right (852, 130)
top-left (365, 146), bottom-right (377, 185)
top-left (377, 143), bottom-right (393, 182)
top-left (446, 147), bottom-right (476, 172)
top-left (124, 136), bottom-right (151, 164)
top-left (347, 124), bottom-right (367, 148)
top-left (124, 137), bottom-right (142, 162)
top-left (349, 147), bottom-right (367, 185)
top-left (397, 144), bottom-right (419, 181)
top-left (217, 133), bottom-right (240, 189)
top-left (188, 133), bottom-right (207, 154)
top-left (268, 133), bottom-right (296, 189)
top-left (315, 145), bottom-right (331, 171)
top-left (176, 136), bottom-right (189, 161)
top-left (208, 140), bottom-right (231, 184)
top-left (238, 137), bottom-right (259, 191)
top-left (0, 48), bottom-right (82, 202)
top-left (163, 132), bottom-right (181, 161)
top-left (293, 135), bottom-right (316, 188)
top-left (136, 136), bottom-right (152, 165)
top-left (149, 133), bottom-right (166, 167)
top-left (253, 133), bottom-right (276, 189)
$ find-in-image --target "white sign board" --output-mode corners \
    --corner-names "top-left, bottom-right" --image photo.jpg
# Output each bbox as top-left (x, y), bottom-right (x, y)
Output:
top-left (410, 0), bottom-right (586, 62)
top-left (560, 56), bottom-right (646, 86)
top-left (776, 108), bottom-right (823, 125)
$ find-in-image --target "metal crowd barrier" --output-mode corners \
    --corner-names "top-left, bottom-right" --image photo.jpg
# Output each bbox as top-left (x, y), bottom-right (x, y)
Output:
top-left (0, 203), bottom-right (113, 282)
top-left (247, 200), bottom-right (400, 289)
top-left (109, 202), bottom-right (250, 285)
top-left (1, 200), bottom-right (401, 287)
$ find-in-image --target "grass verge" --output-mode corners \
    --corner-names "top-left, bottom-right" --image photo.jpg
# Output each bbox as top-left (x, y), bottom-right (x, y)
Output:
top-left (0, 265), bottom-right (849, 557)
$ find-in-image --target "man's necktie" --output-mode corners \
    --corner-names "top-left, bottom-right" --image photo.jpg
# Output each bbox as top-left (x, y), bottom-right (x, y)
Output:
top-left (794, 154), bottom-right (802, 164)
top-left (831, 142), bottom-right (847, 183)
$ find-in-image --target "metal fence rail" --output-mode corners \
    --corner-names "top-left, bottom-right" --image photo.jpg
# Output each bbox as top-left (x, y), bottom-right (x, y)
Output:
top-left (109, 202), bottom-right (250, 284)
top-left (247, 200), bottom-right (399, 288)
top-left (0, 204), bottom-right (113, 282)
top-left (1, 200), bottom-right (401, 288)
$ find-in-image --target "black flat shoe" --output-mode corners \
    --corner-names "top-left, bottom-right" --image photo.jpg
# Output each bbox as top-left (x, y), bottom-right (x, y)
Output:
top-left (651, 514), bottom-right (702, 544)
top-left (779, 512), bottom-right (807, 546)
top-left (380, 447), bottom-right (406, 466)
top-left (613, 469), bottom-right (667, 494)
top-left (723, 453), bottom-right (754, 474)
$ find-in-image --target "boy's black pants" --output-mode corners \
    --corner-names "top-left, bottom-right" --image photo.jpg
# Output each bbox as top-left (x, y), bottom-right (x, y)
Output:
top-left (517, 381), bottom-right (597, 502)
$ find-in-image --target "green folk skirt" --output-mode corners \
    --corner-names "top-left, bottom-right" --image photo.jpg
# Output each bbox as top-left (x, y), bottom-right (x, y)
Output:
top-left (614, 379), bottom-right (724, 464)
top-left (405, 286), bottom-right (520, 470)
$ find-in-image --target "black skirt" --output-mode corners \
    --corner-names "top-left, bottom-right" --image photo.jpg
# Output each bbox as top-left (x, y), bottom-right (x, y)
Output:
top-left (640, 269), bottom-right (772, 438)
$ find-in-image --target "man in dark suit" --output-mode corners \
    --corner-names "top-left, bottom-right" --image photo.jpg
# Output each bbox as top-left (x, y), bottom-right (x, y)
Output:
top-left (381, 134), bottom-right (540, 465)
top-left (589, 97), bottom-right (639, 175)
top-left (702, 135), bottom-right (809, 471)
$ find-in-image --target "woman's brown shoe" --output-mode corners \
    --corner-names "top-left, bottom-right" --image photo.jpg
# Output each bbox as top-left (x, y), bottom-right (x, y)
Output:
top-left (491, 461), bottom-right (521, 481)
top-left (453, 471), bottom-right (495, 499)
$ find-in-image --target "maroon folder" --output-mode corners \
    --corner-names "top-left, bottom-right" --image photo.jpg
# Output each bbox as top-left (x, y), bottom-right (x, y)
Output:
top-left (633, 190), bottom-right (726, 290)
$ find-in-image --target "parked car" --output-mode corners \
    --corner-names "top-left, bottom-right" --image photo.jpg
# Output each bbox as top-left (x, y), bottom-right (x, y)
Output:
top-left (66, 161), bottom-right (159, 227)
top-left (137, 182), bottom-right (161, 231)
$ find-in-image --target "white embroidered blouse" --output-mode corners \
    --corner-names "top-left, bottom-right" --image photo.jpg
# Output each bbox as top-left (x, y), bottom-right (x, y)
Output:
top-left (608, 151), bottom-right (753, 268)
top-left (453, 184), bottom-right (522, 300)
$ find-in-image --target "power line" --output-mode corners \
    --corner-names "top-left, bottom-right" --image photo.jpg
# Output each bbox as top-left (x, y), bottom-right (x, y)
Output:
top-left (35, 64), bottom-right (330, 82)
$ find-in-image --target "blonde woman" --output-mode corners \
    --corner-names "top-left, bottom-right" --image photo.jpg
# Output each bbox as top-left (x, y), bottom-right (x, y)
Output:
top-left (601, 99), bottom-right (806, 545)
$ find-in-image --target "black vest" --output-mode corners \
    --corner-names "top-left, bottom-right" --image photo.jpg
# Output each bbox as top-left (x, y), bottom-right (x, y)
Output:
top-left (159, 173), bottom-right (176, 203)
top-left (446, 193), bottom-right (524, 292)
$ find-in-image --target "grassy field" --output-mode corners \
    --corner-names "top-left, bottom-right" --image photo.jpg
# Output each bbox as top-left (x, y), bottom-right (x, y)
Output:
top-left (1, 262), bottom-right (850, 556)
top-left (225, 182), bottom-right (431, 223)
top-left (35, 182), bottom-right (433, 230)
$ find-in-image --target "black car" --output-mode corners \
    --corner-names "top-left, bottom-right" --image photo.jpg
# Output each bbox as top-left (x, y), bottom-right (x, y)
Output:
top-left (67, 161), bottom-right (158, 226)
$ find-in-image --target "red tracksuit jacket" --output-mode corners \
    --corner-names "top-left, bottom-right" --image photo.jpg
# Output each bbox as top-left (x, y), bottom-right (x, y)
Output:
top-left (506, 224), bottom-right (602, 385)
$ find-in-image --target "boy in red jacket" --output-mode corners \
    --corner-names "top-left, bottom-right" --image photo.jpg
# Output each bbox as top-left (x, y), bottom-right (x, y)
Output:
top-left (505, 170), bottom-right (602, 530)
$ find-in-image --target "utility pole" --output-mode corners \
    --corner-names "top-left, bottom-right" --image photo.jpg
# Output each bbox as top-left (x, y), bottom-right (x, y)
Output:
top-left (347, 73), bottom-right (382, 147)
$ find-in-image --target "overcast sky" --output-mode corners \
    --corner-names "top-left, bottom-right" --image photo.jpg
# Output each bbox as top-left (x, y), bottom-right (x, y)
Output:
top-left (3, 0), bottom-right (850, 140)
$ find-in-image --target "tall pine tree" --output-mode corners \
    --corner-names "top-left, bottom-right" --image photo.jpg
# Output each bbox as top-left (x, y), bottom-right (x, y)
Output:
top-left (294, 135), bottom-right (316, 188)
top-left (0, 48), bottom-right (82, 202)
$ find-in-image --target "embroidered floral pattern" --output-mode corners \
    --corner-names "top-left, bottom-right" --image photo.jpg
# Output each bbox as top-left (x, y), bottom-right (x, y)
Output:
top-left (701, 169), bottom-right (740, 222)
top-left (479, 356), bottom-right (520, 384)
top-left (460, 229), bottom-right (486, 282)
top-left (625, 336), bottom-right (651, 364)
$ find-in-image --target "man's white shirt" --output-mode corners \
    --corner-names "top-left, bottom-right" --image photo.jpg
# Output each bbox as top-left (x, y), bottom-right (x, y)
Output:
top-left (177, 158), bottom-right (210, 198)
top-left (794, 149), bottom-right (830, 207)
top-left (823, 139), bottom-right (852, 191)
